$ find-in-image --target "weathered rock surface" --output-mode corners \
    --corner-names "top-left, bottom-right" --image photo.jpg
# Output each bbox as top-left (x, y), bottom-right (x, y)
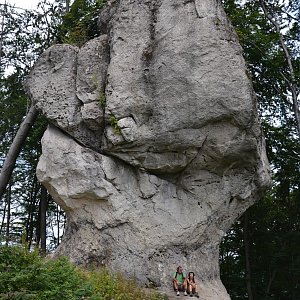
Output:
top-left (26, 0), bottom-right (271, 299)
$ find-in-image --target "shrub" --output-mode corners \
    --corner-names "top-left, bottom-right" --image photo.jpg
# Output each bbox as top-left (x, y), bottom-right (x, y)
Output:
top-left (0, 245), bottom-right (90, 300)
top-left (0, 245), bottom-right (167, 300)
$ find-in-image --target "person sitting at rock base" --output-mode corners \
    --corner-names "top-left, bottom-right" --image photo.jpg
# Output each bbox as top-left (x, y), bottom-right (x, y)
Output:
top-left (186, 271), bottom-right (199, 298)
top-left (172, 266), bottom-right (188, 296)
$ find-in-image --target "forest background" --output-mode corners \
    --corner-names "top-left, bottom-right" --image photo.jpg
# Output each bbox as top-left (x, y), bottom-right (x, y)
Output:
top-left (0, 0), bottom-right (299, 299)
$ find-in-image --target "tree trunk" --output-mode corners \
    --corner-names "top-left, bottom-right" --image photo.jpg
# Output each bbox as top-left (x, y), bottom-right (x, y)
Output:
top-left (26, 179), bottom-right (39, 250)
top-left (56, 203), bottom-right (60, 246)
top-left (260, 0), bottom-right (300, 136)
top-left (0, 199), bottom-right (7, 234)
top-left (244, 211), bottom-right (254, 300)
top-left (5, 182), bottom-right (11, 245)
top-left (66, 0), bottom-right (70, 12)
top-left (40, 185), bottom-right (47, 255)
top-left (0, 1), bottom-right (7, 73)
top-left (0, 104), bottom-right (38, 200)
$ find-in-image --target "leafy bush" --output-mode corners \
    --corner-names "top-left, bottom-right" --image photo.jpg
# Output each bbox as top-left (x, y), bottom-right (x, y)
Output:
top-left (0, 245), bottom-right (167, 300)
top-left (84, 268), bottom-right (167, 300)
top-left (0, 245), bottom-right (90, 299)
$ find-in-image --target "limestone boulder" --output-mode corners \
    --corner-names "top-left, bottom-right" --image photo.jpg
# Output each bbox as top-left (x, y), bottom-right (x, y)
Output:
top-left (26, 0), bottom-right (271, 299)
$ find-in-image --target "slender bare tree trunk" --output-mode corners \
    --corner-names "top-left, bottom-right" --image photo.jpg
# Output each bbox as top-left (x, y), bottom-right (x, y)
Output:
top-left (0, 1), bottom-right (7, 72)
top-left (0, 104), bottom-right (38, 200)
top-left (26, 178), bottom-right (39, 250)
top-left (244, 212), bottom-right (254, 300)
top-left (66, 0), bottom-right (70, 12)
top-left (40, 185), bottom-right (47, 255)
top-left (5, 182), bottom-right (11, 245)
top-left (260, 0), bottom-right (300, 136)
top-left (0, 199), bottom-right (7, 234)
top-left (56, 203), bottom-right (60, 246)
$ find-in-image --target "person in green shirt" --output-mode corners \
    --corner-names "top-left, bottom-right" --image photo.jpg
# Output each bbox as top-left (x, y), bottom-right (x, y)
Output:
top-left (172, 266), bottom-right (188, 296)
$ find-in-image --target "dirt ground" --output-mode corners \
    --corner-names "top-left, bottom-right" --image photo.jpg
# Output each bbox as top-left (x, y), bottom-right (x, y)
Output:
top-left (144, 288), bottom-right (201, 300)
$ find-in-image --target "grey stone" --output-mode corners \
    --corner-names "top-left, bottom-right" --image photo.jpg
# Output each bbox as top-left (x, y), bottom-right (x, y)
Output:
top-left (27, 0), bottom-right (271, 299)
top-left (26, 36), bottom-right (109, 150)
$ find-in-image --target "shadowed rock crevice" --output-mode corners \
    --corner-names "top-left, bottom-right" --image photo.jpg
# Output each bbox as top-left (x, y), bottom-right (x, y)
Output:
top-left (26, 0), bottom-right (271, 299)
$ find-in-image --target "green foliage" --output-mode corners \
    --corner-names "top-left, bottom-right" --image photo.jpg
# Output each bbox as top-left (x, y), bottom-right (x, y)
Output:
top-left (221, 193), bottom-right (300, 300)
top-left (0, 245), bottom-right (88, 300)
top-left (56, 0), bottom-right (107, 46)
top-left (0, 0), bottom-right (65, 74)
top-left (222, 0), bottom-right (300, 124)
top-left (220, 0), bottom-right (300, 299)
top-left (0, 0), bottom-right (64, 248)
top-left (99, 91), bottom-right (106, 108)
top-left (84, 268), bottom-right (166, 300)
top-left (0, 245), bottom-right (166, 300)
top-left (110, 115), bottom-right (121, 134)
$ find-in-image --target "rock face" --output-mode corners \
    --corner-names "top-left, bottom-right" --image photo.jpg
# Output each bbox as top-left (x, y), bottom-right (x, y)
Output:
top-left (26, 0), bottom-right (270, 299)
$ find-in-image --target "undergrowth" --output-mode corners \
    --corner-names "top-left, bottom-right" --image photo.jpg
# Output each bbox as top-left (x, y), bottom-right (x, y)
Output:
top-left (0, 245), bottom-right (167, 300)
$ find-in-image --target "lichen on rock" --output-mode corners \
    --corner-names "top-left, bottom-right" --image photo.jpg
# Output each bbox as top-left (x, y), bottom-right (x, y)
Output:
top-left (26, 0), bottom-right (271, 299)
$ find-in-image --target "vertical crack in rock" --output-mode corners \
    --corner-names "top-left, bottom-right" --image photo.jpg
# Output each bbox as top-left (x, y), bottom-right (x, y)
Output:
top-left (26, 0), bottom-right (271, 299)
top-left (192, 0), bottom-right (201, 18)
top-left (98, 0), bottom-right (122, 147)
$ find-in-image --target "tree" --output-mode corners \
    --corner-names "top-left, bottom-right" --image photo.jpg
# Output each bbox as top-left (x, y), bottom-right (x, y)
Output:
top-left (0, 0), bottom-right (107, 250)
top-left (259, 0), bottom-right (300, 136)
top-left (56, 0), bottom-right (107, 46)
top-left (0, 0), bottom-right (66, 248)
top-left (220, 1), bottom-right (300, 299)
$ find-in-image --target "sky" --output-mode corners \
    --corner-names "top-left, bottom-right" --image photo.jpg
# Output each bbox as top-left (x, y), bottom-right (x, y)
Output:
top-left (0, 0), bottom-right (48, 10)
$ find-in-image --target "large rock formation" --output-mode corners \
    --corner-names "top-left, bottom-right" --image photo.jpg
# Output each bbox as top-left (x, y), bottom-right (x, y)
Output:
top-left (26, 0), bottom-right (270, 298)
